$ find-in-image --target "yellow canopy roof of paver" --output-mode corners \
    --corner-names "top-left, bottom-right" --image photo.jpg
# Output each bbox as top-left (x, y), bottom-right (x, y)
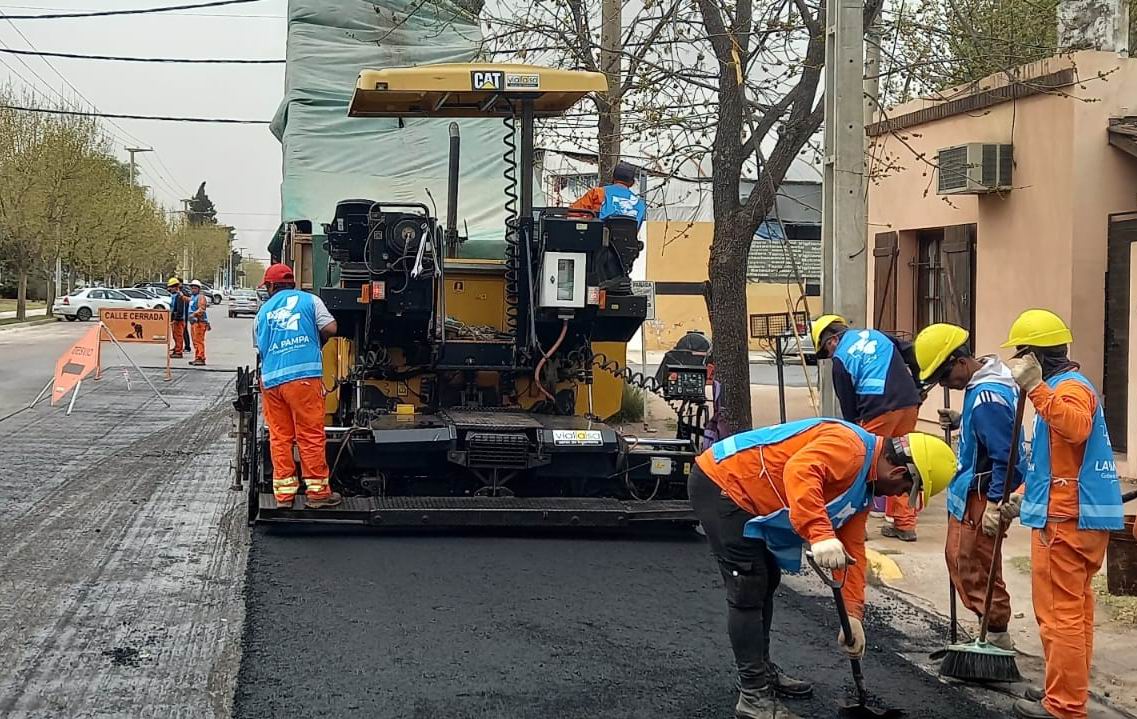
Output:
top-left (349, 63), bottom-right (608, 118)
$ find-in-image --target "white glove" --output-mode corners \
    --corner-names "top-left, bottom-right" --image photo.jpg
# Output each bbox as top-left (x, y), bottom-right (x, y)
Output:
top-left (1008, 354), bottom-right (1043, 393)
top-left (981, 501), bottom-right (1003, 537)
top-left (838, 616), bottom-right (866, 658)
top-left (938, 409), bottom-right (961, 432)
top-left (810, 537), bottom-right (848, 570)
top-left (1000, 493), bottom-right (1023, 522)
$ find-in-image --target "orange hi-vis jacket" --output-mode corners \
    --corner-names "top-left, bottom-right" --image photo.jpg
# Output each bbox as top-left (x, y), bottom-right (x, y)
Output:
top-left (695, 423), bottom-right (882, 618)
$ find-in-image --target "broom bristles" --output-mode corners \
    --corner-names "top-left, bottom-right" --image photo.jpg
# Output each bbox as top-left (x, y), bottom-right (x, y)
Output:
top-left (939, 641), bottom-right (1022, 682)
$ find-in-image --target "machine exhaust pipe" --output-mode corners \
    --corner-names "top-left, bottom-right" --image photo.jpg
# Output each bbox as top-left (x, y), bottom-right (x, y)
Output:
top-left (445, 122), bottom-right (460, 257)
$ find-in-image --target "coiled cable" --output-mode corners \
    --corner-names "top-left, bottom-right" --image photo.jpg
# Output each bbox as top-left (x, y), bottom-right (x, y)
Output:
top-left (501, 109), bottom-right (521, 342)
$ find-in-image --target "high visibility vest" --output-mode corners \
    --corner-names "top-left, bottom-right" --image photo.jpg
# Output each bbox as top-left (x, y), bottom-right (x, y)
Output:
top-left (946, 381), bottom-right (1026, 520)
top-left (833, 328), bottom-right (896, 397)
top-left (188, 293), bottom-right (208, 323)
top-left (255, 289), bottom-right (324, 390)
top-left (708, 417), bottom-right (877, 572)
top-left (599, 183), bottom-right (646, 224)
top-left (1020, 371), bottom-right (1123, 530)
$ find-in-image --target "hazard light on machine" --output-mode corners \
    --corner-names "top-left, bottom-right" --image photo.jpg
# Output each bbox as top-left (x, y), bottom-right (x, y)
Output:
top-left (551, 429), bottom-right (603, 446)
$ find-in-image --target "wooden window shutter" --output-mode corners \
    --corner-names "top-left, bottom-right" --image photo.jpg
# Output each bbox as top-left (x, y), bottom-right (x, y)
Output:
top-left (873, 232), bottom-right (899, 332)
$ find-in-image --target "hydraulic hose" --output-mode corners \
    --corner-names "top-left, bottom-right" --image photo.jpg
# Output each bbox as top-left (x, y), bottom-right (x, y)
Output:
top-left (501, 111), bottom-right (521, 344)
top-left (534, 319), bottom-right (568, 403)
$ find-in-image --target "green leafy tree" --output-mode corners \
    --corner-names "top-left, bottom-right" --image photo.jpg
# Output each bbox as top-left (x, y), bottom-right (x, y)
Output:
top-left (187, 182), bottom-right (217, 226)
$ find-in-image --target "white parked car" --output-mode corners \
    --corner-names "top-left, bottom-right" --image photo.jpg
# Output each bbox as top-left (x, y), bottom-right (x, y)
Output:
top-left (228, 289), bottom-right (260, 317)
top-left (117, 287), bottom-right (171, 310)
top-left (52, 287), bottom-right (154, 322)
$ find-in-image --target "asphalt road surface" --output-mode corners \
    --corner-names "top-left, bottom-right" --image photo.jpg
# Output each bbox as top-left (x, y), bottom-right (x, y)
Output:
top-left (233, 528), bottom-right (1010, 719)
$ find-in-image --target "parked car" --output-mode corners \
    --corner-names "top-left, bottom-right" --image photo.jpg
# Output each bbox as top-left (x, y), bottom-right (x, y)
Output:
top-left (777, 326), bottom-right (816, 365)
top-left (199, 282), bottom-right (224, 305)
top-left (52, 287), bottom-right (153, 322)
top-left (118, 287), bottom-right (171, 310)
top-left (229, 289), bottom-right (260, 318)
top-left (255, 286), bottom-right (269, 303)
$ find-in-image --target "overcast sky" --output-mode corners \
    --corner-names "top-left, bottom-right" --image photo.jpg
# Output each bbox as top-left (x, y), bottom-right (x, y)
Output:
top-left (0, 0), bottom-right (288, 261)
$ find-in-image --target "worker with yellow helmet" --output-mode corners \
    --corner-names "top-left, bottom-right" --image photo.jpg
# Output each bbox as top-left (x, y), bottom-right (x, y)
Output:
top-left (166, 276), bottom-right (189, 359)
top-left (912, 322), bottom-right (1026, 652)
top-left (811, 314), bottom-right (925, 540)
top-left (688, 417), bottom-right (955, 718)
top-left (999, 310), bottom-right (1124, 719)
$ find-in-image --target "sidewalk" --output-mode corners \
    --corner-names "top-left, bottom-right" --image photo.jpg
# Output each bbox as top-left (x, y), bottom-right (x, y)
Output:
top-left (865, 495), bottom-right (1137, 718)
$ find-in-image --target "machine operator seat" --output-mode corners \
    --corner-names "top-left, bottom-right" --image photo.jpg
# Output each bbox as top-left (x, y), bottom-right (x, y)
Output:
top-left (596, 217), bottom-right (643, 296)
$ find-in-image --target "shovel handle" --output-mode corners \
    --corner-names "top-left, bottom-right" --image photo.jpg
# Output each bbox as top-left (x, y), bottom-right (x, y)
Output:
top-left (806, 552), bottom-right (870, 704)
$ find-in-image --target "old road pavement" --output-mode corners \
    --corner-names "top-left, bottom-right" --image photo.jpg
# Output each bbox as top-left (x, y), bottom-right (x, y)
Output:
top-left (2, 313), bottom-right (1018, 718)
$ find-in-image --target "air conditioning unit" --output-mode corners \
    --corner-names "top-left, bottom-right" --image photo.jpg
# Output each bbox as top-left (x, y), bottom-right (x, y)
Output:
top-left (936, 143), bottom-right (1013, 195)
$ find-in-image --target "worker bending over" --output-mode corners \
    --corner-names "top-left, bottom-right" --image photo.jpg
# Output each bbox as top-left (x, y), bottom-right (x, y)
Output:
top-left (254, 264), bottom-right (341, 509)
top-left (570, 160), bottom-right (647, 225)
top-left (688, 417), bottom-right (954, 718)
top-left (999, 310), bottom-right (1124, 719)
top-left (812, 315), bottom-right (924, 540)
top-left (167, 277), bottom-right (188, 359)
top-left (913, 323), bottom-right (1024, 651)
top-left (187, 280), bottom-right (210, 366)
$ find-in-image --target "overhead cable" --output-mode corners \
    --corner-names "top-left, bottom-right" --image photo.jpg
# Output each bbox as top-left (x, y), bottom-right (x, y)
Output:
top-left (1, 0), bottom-right (262, 20)
top-left (0, 47), bottom-right (283, 63)
top-left (0, 104), bottom-right (270, 124)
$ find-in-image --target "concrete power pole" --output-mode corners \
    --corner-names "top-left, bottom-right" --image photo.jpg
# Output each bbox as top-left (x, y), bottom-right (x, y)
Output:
top-left (598, 0), bottom-right (621, 183)
top-left (125, 147), bottom-right (153, 186)
top-left (819, 0), bottom-right (867, 414)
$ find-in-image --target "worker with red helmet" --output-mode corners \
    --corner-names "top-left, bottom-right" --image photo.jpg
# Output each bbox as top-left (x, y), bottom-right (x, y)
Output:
top-left (254, 263), bottom-right (340, 509)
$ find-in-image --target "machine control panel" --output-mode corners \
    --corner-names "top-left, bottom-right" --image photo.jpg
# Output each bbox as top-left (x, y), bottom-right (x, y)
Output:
top-left (661, 364), bottom-right (708, 402)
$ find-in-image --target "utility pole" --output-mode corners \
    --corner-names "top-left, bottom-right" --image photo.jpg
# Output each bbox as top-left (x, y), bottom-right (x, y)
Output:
top-left (598, 0), bottom-right (621, 183)
top-left (819, 0), bottom-right (866, 413)
top-left (125, 147), bottom-right (153, 186)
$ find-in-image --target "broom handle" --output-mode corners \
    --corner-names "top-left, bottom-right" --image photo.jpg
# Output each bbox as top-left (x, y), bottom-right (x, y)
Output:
top-left (943, 386), bottom-right (959, 645)
top-left (977, 386), bottom-right (1028, 643)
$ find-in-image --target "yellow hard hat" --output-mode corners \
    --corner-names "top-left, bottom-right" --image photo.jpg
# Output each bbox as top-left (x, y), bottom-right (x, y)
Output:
top-left (1001, 309), bottom-right (1072, 348)
top-left (811, 314), bottom-right (847, 355)
top-left (167, 276), bottom-right (181, 286)
top-left (913, 323), bottom-right (969, 381)
top-left (899, 433), bottom-right (957, 509)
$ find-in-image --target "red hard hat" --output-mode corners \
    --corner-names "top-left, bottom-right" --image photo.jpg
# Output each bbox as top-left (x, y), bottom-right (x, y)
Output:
top-left (263, 263), bottom-right (295, 284)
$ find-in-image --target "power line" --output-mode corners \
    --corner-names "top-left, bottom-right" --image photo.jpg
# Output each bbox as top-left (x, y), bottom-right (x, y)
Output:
top-left (0, 4), bottom-right (283, 18)
top-left (0, 47), bottom-right (283, 63)
top-left (1, 103), bottom-right (271, 123)
top-left (1, 0), bottom-right (263, 20)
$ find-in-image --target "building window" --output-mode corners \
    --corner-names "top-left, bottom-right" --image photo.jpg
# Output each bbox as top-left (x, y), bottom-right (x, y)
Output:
top-left (913, 224), bottom-right (975, 335)
top-left (915, 230), bottom-right (943, 330)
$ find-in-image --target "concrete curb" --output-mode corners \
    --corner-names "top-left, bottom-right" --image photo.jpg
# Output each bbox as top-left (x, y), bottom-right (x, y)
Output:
top-left (0, 317), bottom-right (57, 332)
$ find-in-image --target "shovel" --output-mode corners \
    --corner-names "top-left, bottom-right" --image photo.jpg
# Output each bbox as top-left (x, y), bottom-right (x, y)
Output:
top-left (806, 552), bottom-right (904, 719)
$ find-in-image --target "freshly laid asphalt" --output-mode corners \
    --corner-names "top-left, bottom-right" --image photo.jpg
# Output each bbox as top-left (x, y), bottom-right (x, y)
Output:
top-left (234, 527), bottom-right (1008, 719)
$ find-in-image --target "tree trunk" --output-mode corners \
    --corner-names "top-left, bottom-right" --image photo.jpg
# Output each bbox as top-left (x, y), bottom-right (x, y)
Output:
top-left (706, 217), bottom-right (753, 434)
top-left (16, 269), bottom-right (28, 321)
top-left (596, 95), bottom-right (622, 185)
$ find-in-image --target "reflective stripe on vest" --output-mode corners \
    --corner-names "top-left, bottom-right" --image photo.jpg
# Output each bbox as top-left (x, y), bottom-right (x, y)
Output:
top-left (708, 418), bottom-right (877, 572)
top-left (599, 183), bottom-right (646, 224)
top-left (255, 289), bottom-right (324, 390)
top-left (833, 328), bottom-right (896, 396)
top-left (188, 293), bottom-right (208, 323)
top-left (946, 381), bottom-right (1023, 520)
top-left (1020, 371), bottom-right (1123, 530)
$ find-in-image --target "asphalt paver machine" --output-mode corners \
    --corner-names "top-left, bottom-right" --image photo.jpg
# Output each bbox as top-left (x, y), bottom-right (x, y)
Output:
top-left (235, 63), bottom-right (709, 527)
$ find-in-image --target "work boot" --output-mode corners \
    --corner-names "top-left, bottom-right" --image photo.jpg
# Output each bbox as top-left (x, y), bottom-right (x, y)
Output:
top-left (306, 491), bottom-right (343, 509)
top-left (987, 630), bottom-right (1015, 651)
top-left (881, 524), bottom-right (917, 542)
top-left (767, 663), bottom-right (813, 699)
top-left (169, 351), bottom-right (183, 358)
top-left (1023, 687), bottom-right (1044, 702)
top-left (275, 495), bottom-right (294, 510)
top-left (1013, 699), bottom-right (1058, 719)
top-left (735, 688), bottom-right (798, 718)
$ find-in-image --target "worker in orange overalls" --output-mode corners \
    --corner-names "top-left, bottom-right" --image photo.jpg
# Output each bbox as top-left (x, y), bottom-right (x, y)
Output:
top-left (254, 263), bottom-right (340, 509)
top-left (569, 161), bottom-right (646, 225)
top-left (812, 315), bottom-right (925, 540)
top-left (167, 277), bottom-right (188, 359)
top-left (187, 280), bottom-right (210, 366)
top-left (999, 310), bottom-right (1125, 719)
top-left (689, 418), bottom-right (955, 718)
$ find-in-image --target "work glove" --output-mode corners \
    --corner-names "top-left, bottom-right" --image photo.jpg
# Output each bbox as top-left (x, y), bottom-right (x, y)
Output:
top-left (981, 501), bottom-right (1004, 537)
top-left (838, 616), bottom-right (866, 659)
top-left (938, 409), bottom-right (961, 432)
top-left (1008, 354), bottom-right (1043, 394)
top-left (809, 537), bottom-right (848, 570)
top-left (999, 493), bottom-right (1023, 523)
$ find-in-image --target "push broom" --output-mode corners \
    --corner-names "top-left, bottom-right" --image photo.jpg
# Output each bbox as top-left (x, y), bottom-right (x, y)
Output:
top-left (939, 385), bottom-right (1025, 682)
